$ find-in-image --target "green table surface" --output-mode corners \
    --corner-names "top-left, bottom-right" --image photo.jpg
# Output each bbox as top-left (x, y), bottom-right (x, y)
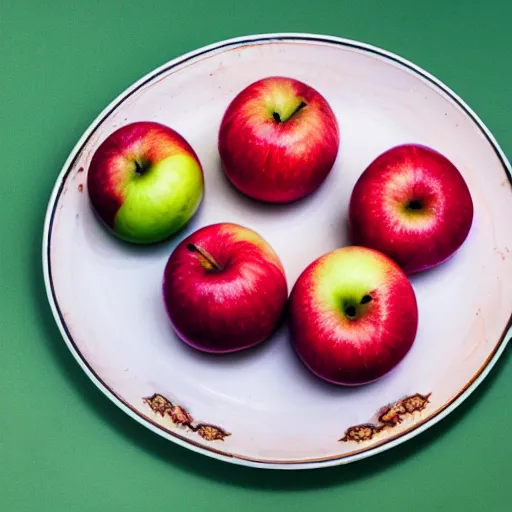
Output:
top-left (1, 1), bottom-right (511, 510)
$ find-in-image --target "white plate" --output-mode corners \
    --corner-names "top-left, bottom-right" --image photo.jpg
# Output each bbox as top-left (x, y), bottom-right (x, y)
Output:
top-left (43, 33), bottom-right (512, 470)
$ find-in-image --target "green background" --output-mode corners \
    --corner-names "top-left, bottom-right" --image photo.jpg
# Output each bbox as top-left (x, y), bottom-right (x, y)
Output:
top-left (1, 1), bottom-right (511, 510)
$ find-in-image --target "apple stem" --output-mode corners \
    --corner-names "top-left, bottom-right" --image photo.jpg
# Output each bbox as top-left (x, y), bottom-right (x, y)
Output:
top-left (273, 101), bottom-right (307, 123)
top-left (345, 305), bottom-right (357, 318)
top-left (134, 160), bottom-right (149, 176)
top-left (407, 199), bottom-right (423, 211)
top-left (345, 296), bottom-right (373, 319)
top-left (186, 243), bottom-right (222, 271)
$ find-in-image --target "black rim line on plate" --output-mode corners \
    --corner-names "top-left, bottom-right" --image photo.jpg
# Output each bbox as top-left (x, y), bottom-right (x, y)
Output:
top-left (45, 35), bottom-right (512, 466)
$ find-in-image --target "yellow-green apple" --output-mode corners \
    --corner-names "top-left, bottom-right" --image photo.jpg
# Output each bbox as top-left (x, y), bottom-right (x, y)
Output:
top-left (162, 223), bottom-right (288, 353)
top-left (349, 144), bottom-right (473, 274)
top-left (87, 121), bottom-right (204, 244)
top-left (289, 246), bottom-right (418, 385)
top-left (218, 76), bottom-right (339, 203)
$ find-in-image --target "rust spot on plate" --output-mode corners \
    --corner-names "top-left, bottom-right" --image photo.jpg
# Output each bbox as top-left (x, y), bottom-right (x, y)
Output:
top-left (78, 184), bottom-right (83, 192)
top-left (340, 393), bottom-right (431, 443)
top-left (169, 405), bottom-right (193, 425)
top-left (339, 424), bottom-right (385, 443)
top-left (144, 393), bottom-right (230, 441)
top-left (72, 167), bottom-right (84, 180)
top-left (194, 424), bottom-right (230, 441)
top-left (494, 247), bottom-right (507, 260)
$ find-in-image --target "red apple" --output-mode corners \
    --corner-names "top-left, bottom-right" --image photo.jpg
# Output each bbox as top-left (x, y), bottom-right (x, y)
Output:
top-left (349, 144), bottom-right (473, 274)
top-left (218, 76), bottom-right (339, 203)
top-left (289, 246), bottom-right (418, 386)
top-left (162, 223), bottom-right (288, 353)
top-left (87, 121), bottom-right (204, 244)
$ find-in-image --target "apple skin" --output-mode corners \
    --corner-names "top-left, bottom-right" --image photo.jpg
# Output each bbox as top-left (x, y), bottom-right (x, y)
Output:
top-left (218, 76), bottom-right (339, 203)
top-left (349, 144), bottom-right (474, 274)
top-left (87, 121), bottom-right (204, 244)
top-left (162, 223), bottom-right (288, 353)
top-left (289, 246), bottom-right (418, 386)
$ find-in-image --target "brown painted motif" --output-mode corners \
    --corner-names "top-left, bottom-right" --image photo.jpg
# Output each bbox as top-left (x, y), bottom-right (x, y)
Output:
top-left (144, 393), bottom-right (230, 441)
top-left (340, 393), bottom-right (431, 443)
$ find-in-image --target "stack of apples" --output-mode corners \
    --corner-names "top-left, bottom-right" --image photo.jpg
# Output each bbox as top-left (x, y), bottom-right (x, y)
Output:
top-left (87, 76), bottom-right (473, 386)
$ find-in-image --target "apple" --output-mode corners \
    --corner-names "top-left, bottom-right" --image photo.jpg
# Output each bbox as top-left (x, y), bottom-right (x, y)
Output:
top-left (349, 144), bottom-right (473, 274)
top-left (218, 76), bottom-right (339, 203)
top-left (289, 246), bottom-right (418, 386)
top-left (87, 121), bottom-right (204, 244)
top-left (162, 222), bottom-right (288, 353)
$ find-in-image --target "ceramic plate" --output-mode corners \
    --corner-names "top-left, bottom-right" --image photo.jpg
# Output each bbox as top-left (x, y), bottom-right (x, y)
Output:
top-left (43, 34), bottom-right (512, 469)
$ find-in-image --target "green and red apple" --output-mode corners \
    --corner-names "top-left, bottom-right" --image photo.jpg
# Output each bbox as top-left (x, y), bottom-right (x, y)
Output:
top-left (162, 222), bottom-right (288, 353)
top-left (218, 76), bottom-right (339, 203)
top-left (87, 121), bottom-right (204, 244)
top-left (289, 246), bottom-right (418, 385)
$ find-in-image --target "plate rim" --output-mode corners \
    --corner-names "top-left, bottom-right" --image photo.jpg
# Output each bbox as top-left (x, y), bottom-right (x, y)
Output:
top-left (42, 32), bottom-right (512, 470)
